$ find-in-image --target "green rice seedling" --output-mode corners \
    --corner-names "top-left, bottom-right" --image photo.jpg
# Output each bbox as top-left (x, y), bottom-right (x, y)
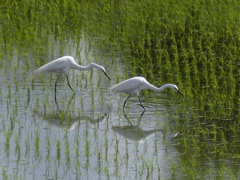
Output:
top-left (73, 140), bottom-right (81, 172)
top-left (14, 130), bottom-right (21, 162)
top-left (95, 150), bottom-right (103, 174)
top-left (45, 136), bottom-right (51, 163)
top-left (24, 88), bottom-right (31, 110)
top-left (56, 139), bottom-right (61, 161)
top-left (104, 166), bottom-right (110, 180)
top-left (113, 138), bottom-right (119, 170)
top-left (89, 86), bottom-right (95, 109)
top-left (219, 130), bottom-right (228, 153)
top-left (136, 156), bottom-right (145, 179)
top-left (23, 134), bottom-right (30, 161)
top-left (1, 166), bottom-right (8, 180)
top-left (34, 129), bottom-right (40, 158)
top-left (124, 138), bottom-right (129, 162)
top-left (84, 129), bottom-right (90, 170)
top-left (4, 126), bottom-right (12, 156)
top-left (7, 84), bottom-right (11, 99)
top-left (64, 135), bottom-right (71, 164)
top-left (104, 131), bottom-right (109, 163)
top-left (54, 167), bottom-right (59, 180)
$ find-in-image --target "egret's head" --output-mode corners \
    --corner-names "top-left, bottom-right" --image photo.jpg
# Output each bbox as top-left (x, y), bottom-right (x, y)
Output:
top-left (90, 63), bottom-right (111, 80)
top-left (172, 85), bottom-right (183, 97)
top-left (101, 68), bottom-right (111, 80)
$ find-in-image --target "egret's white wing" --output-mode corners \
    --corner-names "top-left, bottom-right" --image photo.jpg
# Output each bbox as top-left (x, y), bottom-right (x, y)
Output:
top-left (32, 58), bottom-right (70, 77)
top-left (110, 77), bottom-right (145, 94)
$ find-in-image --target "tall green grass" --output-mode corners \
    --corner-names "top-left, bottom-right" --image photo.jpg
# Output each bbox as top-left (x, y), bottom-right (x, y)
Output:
top-left (82, 0), bottom-right (239, 126)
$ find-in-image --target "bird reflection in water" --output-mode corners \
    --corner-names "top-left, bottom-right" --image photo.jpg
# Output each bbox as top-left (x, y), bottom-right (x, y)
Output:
top-left (36, 94), bottom-right (107, 130)
top-left (41, 111), bottom-right (107, 131)
top-left (123, 110), bottom-right (145, 126)
top-left (55, 92), bottom-right (75, 111)
top-left (112, 125), bottom-right (163, 142)
top-left (113, 112), bottom-right (163, 141)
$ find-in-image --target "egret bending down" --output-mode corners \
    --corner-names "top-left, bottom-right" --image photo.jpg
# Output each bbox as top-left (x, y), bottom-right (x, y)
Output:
top-left (110, 76), bottom-right (183, 114)
top-left (32, 56), bottom-right (111, 102)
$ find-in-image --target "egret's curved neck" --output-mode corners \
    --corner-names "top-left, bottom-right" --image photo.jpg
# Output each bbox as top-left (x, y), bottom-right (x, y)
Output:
top-left (157, 84), bottom-right (172, 91)
top-left (72, 63), bottom-right (96, 71)
top-left (146, 83), bottom-right (172, 92)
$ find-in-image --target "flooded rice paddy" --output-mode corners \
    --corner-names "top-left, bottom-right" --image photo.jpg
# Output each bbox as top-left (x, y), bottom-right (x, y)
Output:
top-left (0, 1), bottom-right (240, 179)
top-left (0, 36), bottom-right (239, 180)
top-left (0, 38), bottom-right (183, 179)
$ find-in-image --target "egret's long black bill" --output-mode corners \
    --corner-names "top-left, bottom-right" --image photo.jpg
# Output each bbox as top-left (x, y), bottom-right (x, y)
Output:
top-left (102, 70), bottom-right (111, 80)
top-left (177, 90), bottom-right (184, 97)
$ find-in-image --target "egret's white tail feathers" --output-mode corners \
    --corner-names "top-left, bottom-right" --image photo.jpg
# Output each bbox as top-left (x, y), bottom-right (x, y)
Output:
top-left (31, 69), bottom-right (40, 79)
top-left (28, 71), bottom-right (37, 81)
top-left (29, 68), bottom-right (43, 80)
top-left (109, 84), bottom-right (118, 93)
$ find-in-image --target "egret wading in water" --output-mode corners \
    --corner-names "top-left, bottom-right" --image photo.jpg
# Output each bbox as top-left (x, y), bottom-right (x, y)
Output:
top-left (32, 56), bottom-right (111, 104)
top-left (110, 76), bottom-right (183, 124)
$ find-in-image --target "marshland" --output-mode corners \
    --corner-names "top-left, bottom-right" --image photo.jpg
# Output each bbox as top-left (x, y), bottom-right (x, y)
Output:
top-left (0, 0), bottom-right (239, 179)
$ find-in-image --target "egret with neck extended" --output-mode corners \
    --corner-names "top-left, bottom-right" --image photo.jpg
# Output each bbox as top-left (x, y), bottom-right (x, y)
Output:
top-left (32, 56), bottom-right (111, 103)
top-left (110, 76), bottom-right (183, 122)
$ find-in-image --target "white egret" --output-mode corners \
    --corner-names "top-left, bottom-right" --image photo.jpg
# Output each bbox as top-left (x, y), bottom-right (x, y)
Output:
top-left (110, 76), bottom-right (183, 113)
top-left (32, 56), bottom-right (111, 104)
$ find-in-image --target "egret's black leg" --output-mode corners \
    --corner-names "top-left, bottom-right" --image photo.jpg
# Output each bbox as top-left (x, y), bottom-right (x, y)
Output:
top-left (82, 74), bottom-right (88, 88)
top-left (137, 110), bottom-right (146, 125)
top-left (123, 113), bottom-right (133, 126)
top-left (123, 94), bottom-right (132, 112)
top-left (55, 74), bottom-right (61, 110)
top-left (138, 96), bottom-right (146, 112)
top-left (66, 75), bottom-right (74, 93)
top-left (66, 93), bottom-right (76, 112)
top-left (123, 94), bottom-right (133, 125)
top-left (55, 74), bottom-right (61, 95)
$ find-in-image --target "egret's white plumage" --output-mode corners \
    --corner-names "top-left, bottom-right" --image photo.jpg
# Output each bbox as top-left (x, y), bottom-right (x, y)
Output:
top-left (110, 77), bottom-right (145, 94)
top-left (110, 76), bottom-right (183, 113)
top-left (32, 56), bottom-right (111, 103)
top-left (33, 56), bottom-right (111, 79)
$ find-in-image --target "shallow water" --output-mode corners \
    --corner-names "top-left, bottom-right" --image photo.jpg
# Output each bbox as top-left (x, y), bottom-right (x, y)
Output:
top-left (0, 37), bottom-right (181, 179)
top-left (1, 1), bottom-right (240, 179)
top-left (0, 35), bottom-right (239, 179)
